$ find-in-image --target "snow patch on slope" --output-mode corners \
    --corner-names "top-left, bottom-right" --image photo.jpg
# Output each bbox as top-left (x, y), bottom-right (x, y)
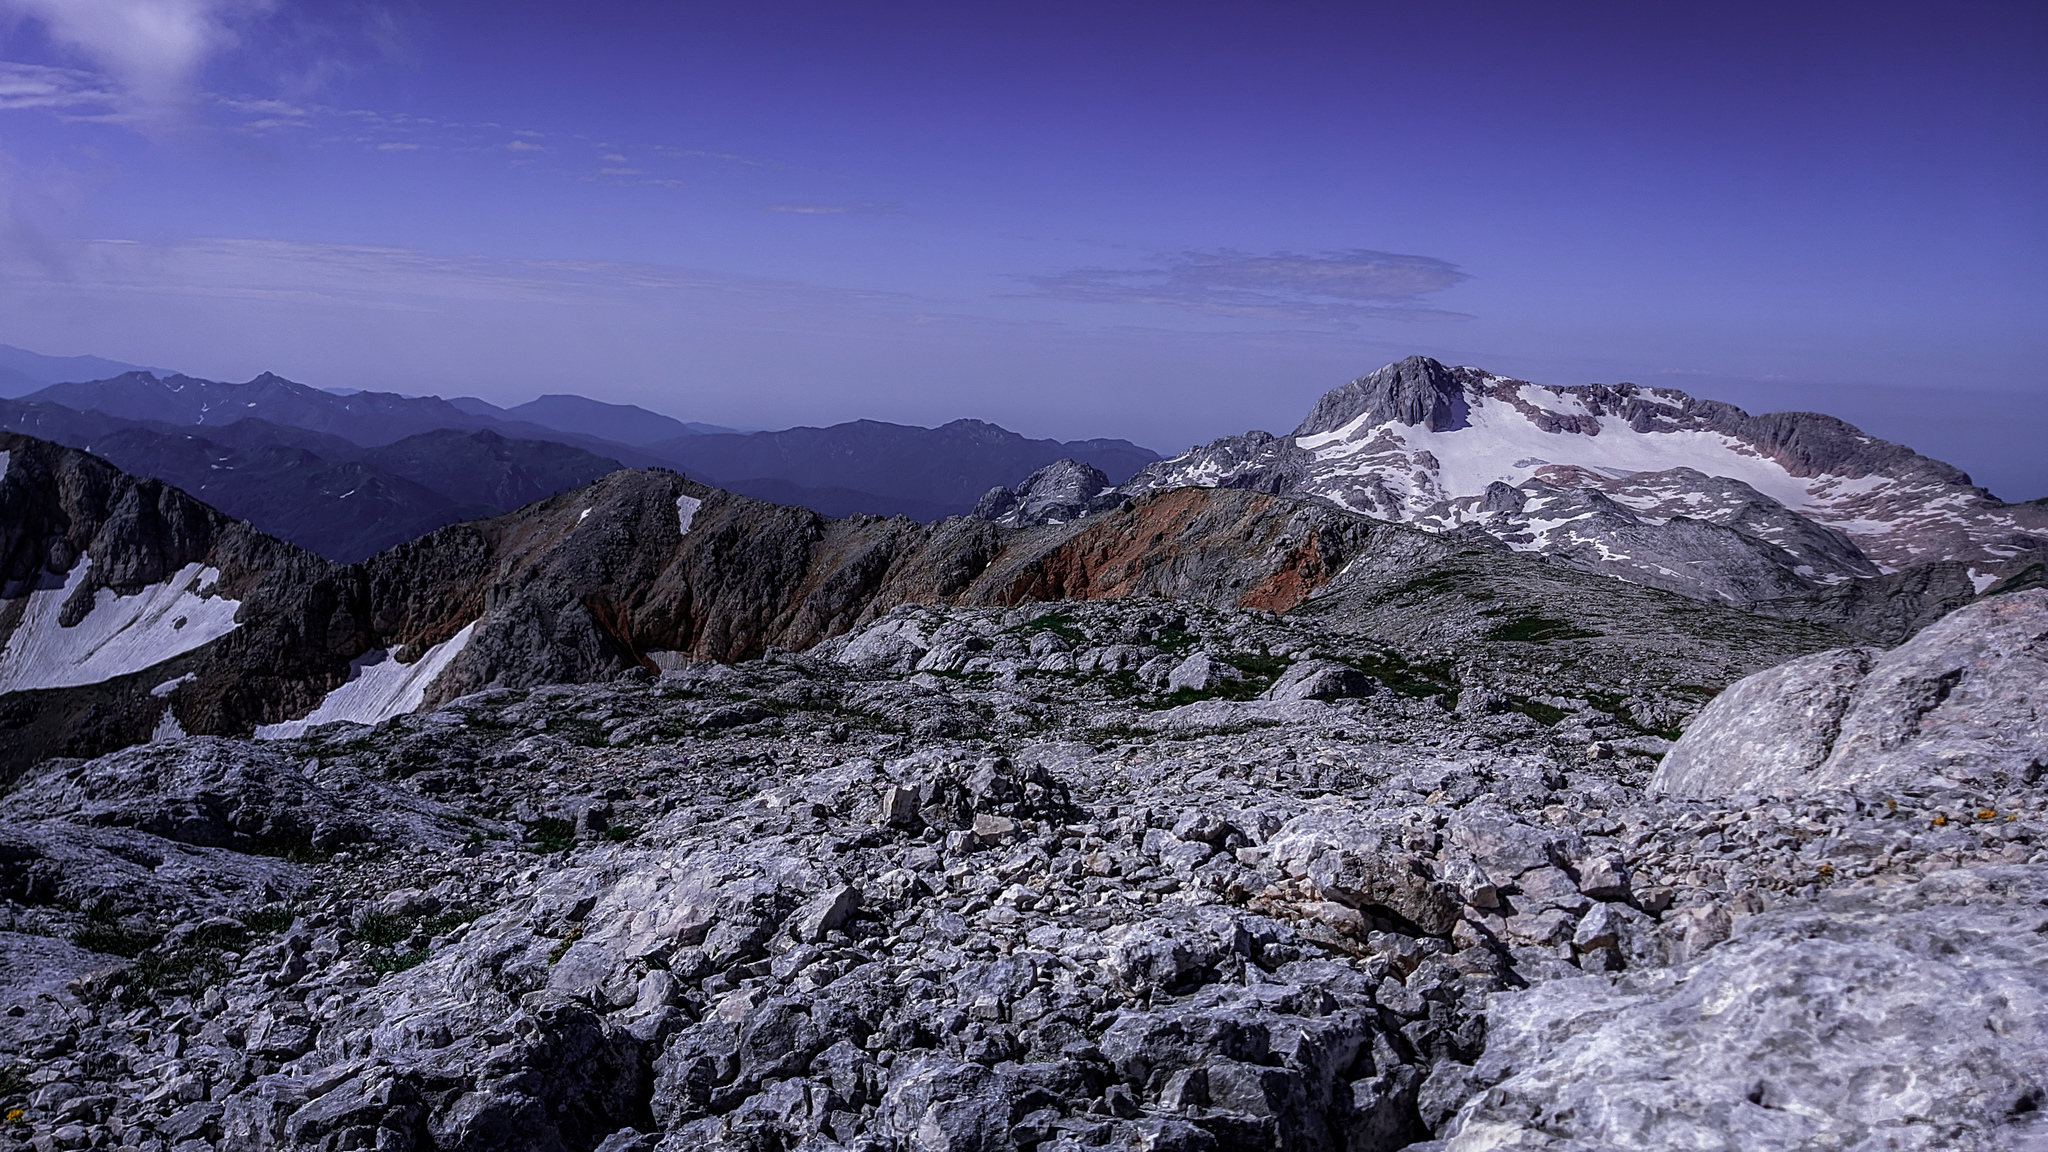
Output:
top-left (255, 622), bottom-right (476, 739)
top-left (1300, 383), bottom-right (1823, 515)
top-left (0, 559), bottom-right (242, 694)
top-left (677, 494), bottom-right (702, 535)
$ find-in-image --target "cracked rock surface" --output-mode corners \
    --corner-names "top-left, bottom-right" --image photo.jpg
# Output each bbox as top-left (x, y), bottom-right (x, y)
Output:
top-left (1, 596), bottom-right (2043, 1152)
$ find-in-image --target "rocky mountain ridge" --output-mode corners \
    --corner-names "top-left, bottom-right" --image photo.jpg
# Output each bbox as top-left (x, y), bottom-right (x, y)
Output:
top-left (0, 432), bottom-right (1857, 779)
top-left (974, 356), bottom-right (2048, 638)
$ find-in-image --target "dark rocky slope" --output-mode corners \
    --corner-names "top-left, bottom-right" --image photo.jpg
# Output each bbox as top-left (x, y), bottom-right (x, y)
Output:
top-left (0, 411), bottom-right (626, 563)
top-left (0, 435), bottom-right (1847, 780)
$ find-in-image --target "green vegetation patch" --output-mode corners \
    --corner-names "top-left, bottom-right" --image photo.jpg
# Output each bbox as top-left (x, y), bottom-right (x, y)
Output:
top-left (1584, 690), bottom-right (1684, 741)
top-left (548, 924), bottom-right (584, 966)
top-left (1511, 699), bottom-right (1570, 727)
top-left (1338, 650), bottom-right (1460, 705)
top-left (72, 923), bottom-right (156, 959)
top-left (1482, 615), bottom-right (1603, 644)
top-left (369, 948), bottom-right (429, 976)
top-left (418, 906), bottom-right (483, 937)
top-left (524, 816), bottom-right (578, 853)
top-left (356, 912), bottom-right (410, 948)
top-left (1222, 652), bottom-right (1291, 680)
top-left (240, 907), bottom-right (297, 934)
top-left (1007, 611), bottom-right (1085, 644)
top-left (125, 945), bottom-right (232, 1003)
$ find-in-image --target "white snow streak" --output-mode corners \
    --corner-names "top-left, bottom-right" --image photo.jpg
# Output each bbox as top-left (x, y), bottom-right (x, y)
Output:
top-left (150, 673), bottom-right (195, 698)
top-left (0, 559), bottom-right (242, 694)
top-left (255, 622), bottom-right (477, 739)
top-left (676, 495), bottom-right (702, 535)
top-left (151, 708), bottom-right (187, 743)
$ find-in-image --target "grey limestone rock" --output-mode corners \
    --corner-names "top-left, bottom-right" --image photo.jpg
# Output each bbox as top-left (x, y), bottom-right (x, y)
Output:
top-left (1166, 652), bottom-right (1238, 693)
top-left (1656, 589), bottom-right (2048, 797)
top-left (1652, 646), bottom-right (1880, 798)
top-left (1266, 659), bottom-right (1376, 702)
top-left (3, 592), bottom-right (2042, 1152)
top-left (1436, 864), bottom-right (2048, 1151)
top-left (972, 458), bottom-right (1116, 528)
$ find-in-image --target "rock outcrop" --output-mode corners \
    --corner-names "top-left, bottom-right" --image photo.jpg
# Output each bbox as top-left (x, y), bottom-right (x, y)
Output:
top-left (973, 460), bottom-right (1118, 528)
top-left (1432, 863), bottom-right (2048, 1151)
top-left (1655, 588), bottom-right (2048, 797)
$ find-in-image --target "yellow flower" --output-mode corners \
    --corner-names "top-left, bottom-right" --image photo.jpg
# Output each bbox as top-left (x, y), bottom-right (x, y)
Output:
top-left (4, 1108), bottom-right (22, 1123)
top-left (1976, 809), bottom-right (1997, 821)
top-left (1932, 814), bottom-right (1948, 827)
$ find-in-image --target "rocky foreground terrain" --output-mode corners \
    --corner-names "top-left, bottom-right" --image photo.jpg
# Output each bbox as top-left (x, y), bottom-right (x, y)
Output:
top-left (2, 587), bottom-right (2043, 1152)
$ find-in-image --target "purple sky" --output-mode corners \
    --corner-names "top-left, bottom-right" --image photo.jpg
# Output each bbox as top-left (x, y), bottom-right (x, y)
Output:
top-left (2, 1), bottom-right (2045, 495)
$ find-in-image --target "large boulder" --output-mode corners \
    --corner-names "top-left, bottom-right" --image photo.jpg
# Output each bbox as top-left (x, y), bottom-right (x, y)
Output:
top-left (1265, 659), bottom-right (1376, 702)
top-left (1650, 647), bottom-right (1879, 797)
top-left (1263, 807), bottom-right (1461, 936)
top-left (1433, 864), bottom-right (2048, 1151)
top-left (1654, 589), bottom-right (2048, 797)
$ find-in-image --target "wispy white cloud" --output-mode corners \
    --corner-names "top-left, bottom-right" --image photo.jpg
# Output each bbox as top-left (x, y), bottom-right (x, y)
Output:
top-left (0, 60), bottom-right (115, 110)
top-left (1029, 248), bottom-right (1473, 324)
top-left (0, 0), bottom-right (273, 111)
top-left (0, 235), bottom-right (915, 313)
top-left (505, 138), bottom-right (543, 152)
top-left (765, 202), bottom-right (906, 216)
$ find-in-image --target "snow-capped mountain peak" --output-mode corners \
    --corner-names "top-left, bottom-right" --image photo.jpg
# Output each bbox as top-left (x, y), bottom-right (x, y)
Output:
top-left (1113, 356), bottom-right (2048, 607)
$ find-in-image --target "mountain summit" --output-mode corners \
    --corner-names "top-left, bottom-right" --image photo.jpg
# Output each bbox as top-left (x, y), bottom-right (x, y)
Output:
top-left (977, 356), bottom-right (2048, 630)
top-left (1293, 354), bottom-right (1472, 436)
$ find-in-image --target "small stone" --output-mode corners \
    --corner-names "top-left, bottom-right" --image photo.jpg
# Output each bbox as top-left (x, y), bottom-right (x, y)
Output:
top-left (793, 884), bottom-right (861, 943)
top-left (872, 785), bottom-right (917, 828)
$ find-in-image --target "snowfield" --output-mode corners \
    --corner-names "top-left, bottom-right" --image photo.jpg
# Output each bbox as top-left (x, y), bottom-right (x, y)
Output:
top-left (0, 559), bottom-right (242, 693)
top-left (255, 621), bottom-right (477, 739)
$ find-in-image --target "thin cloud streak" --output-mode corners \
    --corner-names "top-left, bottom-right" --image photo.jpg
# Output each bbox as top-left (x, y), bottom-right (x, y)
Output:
top-left (0, 235), bottom-right (919, 313)
top-left (1029, 248), bottom-right (1474, 324)
top-left (0, 60), bottom-right (115, 110)
top-left (764, 202), bottom-right (906, 216)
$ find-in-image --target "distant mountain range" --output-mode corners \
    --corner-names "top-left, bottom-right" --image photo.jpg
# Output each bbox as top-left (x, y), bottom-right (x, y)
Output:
top-left (0, 344), bottom-right (172, 397)
top-left (0, 351), bottom-right (2042, 773)
top-left (650, 419), bottom-right (1158, 519)
top-left (0, 366), bottom-right (1160, 556)
top-left (451, 392), bottom-right (740, 443)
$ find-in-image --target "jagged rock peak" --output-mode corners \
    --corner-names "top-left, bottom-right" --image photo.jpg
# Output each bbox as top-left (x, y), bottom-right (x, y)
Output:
top-left (972, 458), bottom-right (1114, 527)
top-left (1292, 355), bottom-right (1472, 437)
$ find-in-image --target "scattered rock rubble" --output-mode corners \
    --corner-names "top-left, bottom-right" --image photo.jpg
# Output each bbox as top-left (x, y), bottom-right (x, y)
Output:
top-left (1, 596), bottom-right (2042, 1151)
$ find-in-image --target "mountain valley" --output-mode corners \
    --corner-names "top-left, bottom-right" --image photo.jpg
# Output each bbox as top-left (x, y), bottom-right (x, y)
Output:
top-left (0, 355), bottom-right (2042, 1152)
